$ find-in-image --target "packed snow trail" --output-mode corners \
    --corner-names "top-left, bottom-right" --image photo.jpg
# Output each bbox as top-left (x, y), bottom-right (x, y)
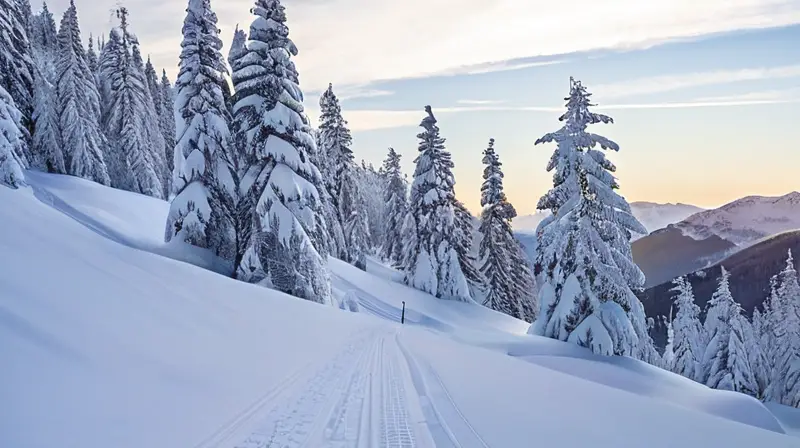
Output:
top-left (222, 328), bottom-right (438, 448)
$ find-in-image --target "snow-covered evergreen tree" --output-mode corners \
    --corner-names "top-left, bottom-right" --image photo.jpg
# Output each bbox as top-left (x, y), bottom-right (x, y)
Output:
top-left (478, 138), bottom-right (537, 321)
top-left (403, 106), bottom-right (471, 301)
top-left (318, 83), bottom-right (357, 262)
top-left (381, 147), bottom-right (407, 266)
top-left (85, 33), bottom-right (97, 73)
top-left (55, 0), bottom-right (110, 185)
top-left (159, 69), bottom-right (176, 167)
top-left (0, 85), bottom-right (27, 188)
top-left (769, 250), bottom-right (800, 406)
top-left (0, 0), bottom-right (34, 138)
top-left (531, 79), bottom-right (650, 358)
top-left (662, 310), bottom-right (676, 371)
top-left (701, 267), bottom-right (757, 395)
top-left (31, 2), bottom-right (58, 53)
top-left (230, 0), bottom-right (330, 303)
top-left (132, 42), bottom-right (168, 191)
top-left (29, 0), bottom-right (62, 173)
top-left (357, 160), bottom-right (387, 251)
top-left (99, 9), bottom-right (163, 196)
top-left (31, 62), bottom-right (62, 172)
top-left (670, 276), bottom-right (706, 382)
top-left (166, 0), bottom-right (235, 258)
top-left (748, 308), bottom-right (770, 399)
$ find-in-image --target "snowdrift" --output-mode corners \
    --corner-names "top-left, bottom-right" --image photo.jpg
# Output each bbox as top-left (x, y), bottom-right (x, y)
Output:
top-left (1, 172), bottom-right (797, 448)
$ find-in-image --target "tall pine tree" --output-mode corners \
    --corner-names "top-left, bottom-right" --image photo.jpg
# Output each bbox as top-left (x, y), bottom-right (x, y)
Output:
top-left (159, 69), bottom-right (176, 165)
top-left (30, 0), bottom-right (63, 173)
top-left (403, 106), bottom-right (471, 302)
top-left (55, 0), bottom-right (110, 185)
top-left (767, 251), bottom-right (800, 405)
top-left (531, 79), bottom-right (650, 358)
top-left (318, 84), bottom-right (357, 262)
top-left (100, 9), bottom-right (163, 196)
top-left (231, 0), bottom-right (330, 303)
top-left (381, 147), bottom-right (407, 266)
top-left (670, 276), bottom-right (706, 382)
top-left (166, 0), bottom-right (235, 259)
top-left (478, 138), bottom-right (536, 321)
top-left (701, 267), bottom-right (757, 395)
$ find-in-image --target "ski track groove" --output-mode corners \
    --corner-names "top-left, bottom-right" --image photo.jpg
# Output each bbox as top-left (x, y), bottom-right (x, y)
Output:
top-left (397, 336), bottom-right (490, 448)
top-left (226, 328), bottom-right (438, 448)
top-left (232, 331), bottom-right (375, 448)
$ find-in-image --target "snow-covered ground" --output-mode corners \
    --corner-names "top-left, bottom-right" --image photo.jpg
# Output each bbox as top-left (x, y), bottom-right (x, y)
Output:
top-left (2, 172), bottom-right (799, 447)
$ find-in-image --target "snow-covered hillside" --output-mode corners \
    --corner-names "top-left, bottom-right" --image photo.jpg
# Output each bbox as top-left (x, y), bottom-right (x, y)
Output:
top-left (2, 172), bottom-right (798, 447)
top-left (513, 202), bottom-right (703, 239)
top-left (674, 192), bottom-right (800, 246)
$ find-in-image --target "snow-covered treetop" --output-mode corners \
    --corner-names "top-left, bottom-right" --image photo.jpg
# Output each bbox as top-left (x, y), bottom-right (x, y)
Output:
top-left (480, 138), bottom-right (505, 208)
top-left (177, 0), bottom-right (228, 90)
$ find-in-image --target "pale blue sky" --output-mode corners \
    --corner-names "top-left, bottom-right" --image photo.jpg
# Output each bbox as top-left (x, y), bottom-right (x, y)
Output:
top-left (48, 0), bottom-right (800, 215)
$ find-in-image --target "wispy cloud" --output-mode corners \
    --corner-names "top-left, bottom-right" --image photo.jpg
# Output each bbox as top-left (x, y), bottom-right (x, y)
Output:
top-left (594, 64), bottom-right (800, 99)
top-left (337, 88), bottom-right (394, 101)
top-left (59, 0), bottom-right (800, 91)
top-left (337, 97), bottom-right (799, 131)
top-left (456, 99), bottom-right (507, 105)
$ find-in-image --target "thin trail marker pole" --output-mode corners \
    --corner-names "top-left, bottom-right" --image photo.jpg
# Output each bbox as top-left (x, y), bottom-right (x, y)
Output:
top-left (401, 301), bottom-right (406, 324)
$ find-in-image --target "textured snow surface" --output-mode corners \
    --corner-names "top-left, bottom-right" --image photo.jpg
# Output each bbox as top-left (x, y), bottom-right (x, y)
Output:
top-left (674, 192), bottom-right (800, 246)
top-left (1, 172), bottom-right (797, 447)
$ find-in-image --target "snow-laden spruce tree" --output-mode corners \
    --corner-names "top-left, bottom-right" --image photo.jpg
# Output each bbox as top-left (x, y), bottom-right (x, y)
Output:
top-left (381, 147), bottom-right (407, 266)
top-left (132, 43), bottom-right (168, 191)
top-left (166, 0), bottom-right (235, 258)
top-left (55, 0), bottom-right (110, 185)
top-left (29, 1), bottom-right (63, 173)
top-left (318, 84), bottom-right (356, 261)
top-left (747, 307), bottom-right (770, 399)
top-left (0, 0), bottom-right (34, 139)
top-left (100, 9), bottom-right (164, 197)
top-left (230, 0), bottom-right (330, 303)
top-left (701, 267), bottom-right (757, 395)
top-left (478, 138), bottom-right (536, 321)
top-left (85, 33), bottom-right (97, 72)
top-left (531, 79), bottom-right (651, 358)
top-left (0, 85), bottom-right (27, 188)
top-left (670, 276), bottom-right (706, 381)
top-left (767, 250), bottom-right (800, 405)
top-left (143, 56), bottom-right (173, 176)
top-left (357, 161), bottom-right (387, 251)
top-left (662, 316), bottom-right (676, 371)
top-left (403, 106), bottom-right (471, 301)
top-left (159, 70), bottom-right (176, 162)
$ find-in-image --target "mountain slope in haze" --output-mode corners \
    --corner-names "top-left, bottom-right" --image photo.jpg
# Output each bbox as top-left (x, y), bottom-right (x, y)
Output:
top-left (513, 202), bottom-right (703, 238)
top-left (634, 192), bottom-right (800, 288)
top-left (640, 230), bottom-right (800, 347)
top-left (2, 171), bottom-right (797, 447)
top-left (675, 192), bottom-right (800, 246)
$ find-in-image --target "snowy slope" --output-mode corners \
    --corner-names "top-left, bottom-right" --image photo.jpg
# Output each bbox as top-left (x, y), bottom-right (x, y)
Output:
top-left (2, 172), bottom-right (797, 447)
top-left (513, 201), bottom-right (703, 239)
top-left (675, 192), bottom-right (800, 246)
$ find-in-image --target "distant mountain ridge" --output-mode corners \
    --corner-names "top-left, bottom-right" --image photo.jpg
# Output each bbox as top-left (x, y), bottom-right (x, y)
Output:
top-left (674, 192), bottom-right (800, 246)
top-left (512, 201), bottom-right (704, 237)
top-left (634, 191), bottom-right (800, 288)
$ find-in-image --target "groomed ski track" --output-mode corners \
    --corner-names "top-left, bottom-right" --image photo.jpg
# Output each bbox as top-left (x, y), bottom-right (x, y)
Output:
top-left (197, 300), bottom-right (489, 448)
